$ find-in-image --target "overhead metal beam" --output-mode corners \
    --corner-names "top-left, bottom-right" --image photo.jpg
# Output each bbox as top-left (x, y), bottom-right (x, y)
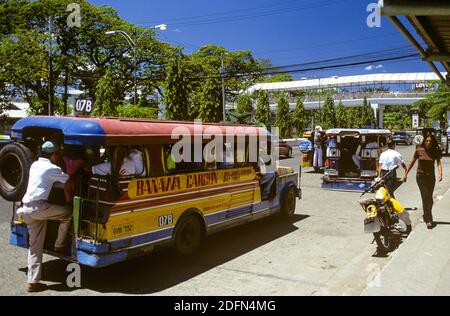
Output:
top-left (379, 0), bottom-right (450, 16)
top-left (408, 16), bottom-right (450, 73)
top-left (387, 16), bottom-right (447, 84)
top-left (423, 53), bottom-right (450, 62)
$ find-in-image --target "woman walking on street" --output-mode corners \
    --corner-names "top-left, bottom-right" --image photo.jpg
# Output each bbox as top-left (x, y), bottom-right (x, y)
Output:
top-left (403, 135), bottom-right (443, 229)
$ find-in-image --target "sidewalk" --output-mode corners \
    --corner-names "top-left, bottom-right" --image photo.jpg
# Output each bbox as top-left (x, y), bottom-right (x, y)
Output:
top-left (362, 188), bottom-right (450, 296)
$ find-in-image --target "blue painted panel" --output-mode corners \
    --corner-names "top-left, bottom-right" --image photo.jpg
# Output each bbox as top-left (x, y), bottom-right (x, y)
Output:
top-left (11, 116), bottom-right (105, 145)
top-left (76, 249), bottom-right (128, 267)
top-left (9, 224), bottom-right (29, 248)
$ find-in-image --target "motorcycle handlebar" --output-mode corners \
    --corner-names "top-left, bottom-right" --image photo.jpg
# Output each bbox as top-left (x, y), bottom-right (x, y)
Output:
top-left (360, 166), bottom-right (400, 197)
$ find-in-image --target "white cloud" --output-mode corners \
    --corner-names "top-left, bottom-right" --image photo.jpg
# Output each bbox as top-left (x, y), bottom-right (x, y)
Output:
top-left (375, 64), bottom-right (384, 69)
top-left (174, 29), bottom-right (182, 33)
top-left (365, 65), bottom-right (374, 71)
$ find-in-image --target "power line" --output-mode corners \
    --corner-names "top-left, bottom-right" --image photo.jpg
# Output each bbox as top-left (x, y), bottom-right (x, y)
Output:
top-left (139, 0), bottom-right (349, 28)
top-left (136, 0), bottom-right (303, 26)
top-left (184, 53), bottom-right (420, 81)
top-left (261, 46), bottom-right (418, 71)
top-left (252, 33), bottom-right (400, 56)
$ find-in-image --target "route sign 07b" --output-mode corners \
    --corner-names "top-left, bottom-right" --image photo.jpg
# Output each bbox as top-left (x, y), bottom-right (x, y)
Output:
top-left (74, 98), bottom-right (94, 116)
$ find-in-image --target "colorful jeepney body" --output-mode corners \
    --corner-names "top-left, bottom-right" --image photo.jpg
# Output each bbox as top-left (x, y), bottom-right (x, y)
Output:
top-left (9, 116), bottom-right (301, 267)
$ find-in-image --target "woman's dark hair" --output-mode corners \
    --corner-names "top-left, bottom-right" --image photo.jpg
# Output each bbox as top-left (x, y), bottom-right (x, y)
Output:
top-left (421, 134), bottom-right (442, 160)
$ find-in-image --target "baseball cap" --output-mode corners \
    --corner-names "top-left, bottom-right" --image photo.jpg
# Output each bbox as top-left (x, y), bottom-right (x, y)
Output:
top-left (41, 141), bottom-right (59, 154)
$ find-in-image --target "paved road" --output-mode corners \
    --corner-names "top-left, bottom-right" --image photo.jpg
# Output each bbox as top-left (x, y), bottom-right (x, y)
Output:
top-left (0, 145), bottom-right (449, 295)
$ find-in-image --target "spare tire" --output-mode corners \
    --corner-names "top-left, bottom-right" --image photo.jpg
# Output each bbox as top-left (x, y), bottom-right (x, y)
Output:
top-left (0, 143), bottom-right (35, 201)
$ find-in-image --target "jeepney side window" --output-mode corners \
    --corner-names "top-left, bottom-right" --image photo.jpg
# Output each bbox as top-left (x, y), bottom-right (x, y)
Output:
top-left (128, 145), bottom-right (146, 177)
top-left (218, 141), bottom-right (235, 169)
top-left (162, 143), bottom-right (203, 174)
top-left (203, 141), bottom-right (217, 170)
top-left (235, 136), bottom-right (250, 167)
top-left (91, 146), bottom-right (145, 178)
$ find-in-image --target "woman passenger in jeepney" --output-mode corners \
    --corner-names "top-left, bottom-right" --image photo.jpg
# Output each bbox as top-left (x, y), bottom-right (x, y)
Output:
top-left (62, 145), bottom-right (88, 209)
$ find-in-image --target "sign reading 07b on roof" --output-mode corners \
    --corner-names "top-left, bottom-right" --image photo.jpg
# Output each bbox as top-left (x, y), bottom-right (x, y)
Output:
top-left (74, 98), bottom-right (94, 116)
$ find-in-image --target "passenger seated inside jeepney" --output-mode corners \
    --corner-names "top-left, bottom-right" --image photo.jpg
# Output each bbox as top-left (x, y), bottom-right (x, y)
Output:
top-left (352, 138), bottom-right (378, 170)
top-left (88, 146), bottom-right (144, 176)
top-left (338, 136), bottom-right (360, 176)
top-left (62, 145), bottom-right (88, 206)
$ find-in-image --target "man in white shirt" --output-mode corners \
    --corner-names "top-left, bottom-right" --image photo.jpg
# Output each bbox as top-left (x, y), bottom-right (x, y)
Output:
top-left (378, 141), bottom-right (407, 197)
top-left (378, 141), bottom-right (411, 234)
top-left (17, 141), bottom-right (70, 292)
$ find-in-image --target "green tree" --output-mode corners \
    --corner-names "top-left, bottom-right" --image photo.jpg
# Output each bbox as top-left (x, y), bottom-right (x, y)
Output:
top-left (198, 78), bottom-right (222, 123)
top-left (275, 94), bottom-right (291, 138)
top-left (321, 96), bottom-right (336, 129)
top-left (313, 108), bottom-right (322, 128)
top-left (116, 104), bottom-right (158, 119)
top-left (255, 90), bottom-right (271, 127)
top-left (163, 55), bottom-right (190, 120)
top-left (345, 107), bottom-right (360, 128)
top-left (367, 101), bottom-right (376, 127)
top-left (0, 0), bottom-right (177, 114)
top-left (137, 94), bottom-right (150, 108)
top-left (414, 82), bottom-right (450, 127)
top-left (236, 94), bottom-right (253, 114)
top-left (360, 97), bottom-right (373, 127)
top-left (335, 100), bottom-right (346, 127)
top-left (94, 70), bottom-right (117, 116)
top-left (262, 73), bottom-right (294, 83)
top-left (291, 97), bottom-right (306, 136)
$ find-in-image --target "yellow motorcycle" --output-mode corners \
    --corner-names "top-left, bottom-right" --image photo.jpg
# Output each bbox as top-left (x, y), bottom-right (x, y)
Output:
top-left (359, 167), bottom-right (410, 253)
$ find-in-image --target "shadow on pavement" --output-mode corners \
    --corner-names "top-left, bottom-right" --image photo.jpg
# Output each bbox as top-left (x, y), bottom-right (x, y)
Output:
top-left (371, 232), bottom-right (406, 258)
top-left (433, 221), bottom-right (450, 227)
top-left (19, 214), bottom-right (309, 295)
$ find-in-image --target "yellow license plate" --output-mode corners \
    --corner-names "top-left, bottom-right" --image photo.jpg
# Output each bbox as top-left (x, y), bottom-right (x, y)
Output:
top-left (111, 223), bottom-right (134, 238)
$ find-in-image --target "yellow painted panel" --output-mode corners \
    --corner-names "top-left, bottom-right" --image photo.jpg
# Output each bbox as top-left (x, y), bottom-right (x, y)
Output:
top-left (127, 167), bottom-right (256, 199)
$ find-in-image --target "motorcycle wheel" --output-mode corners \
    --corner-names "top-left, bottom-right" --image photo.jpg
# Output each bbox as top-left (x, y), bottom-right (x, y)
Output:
top-left (373, 227), bottom-right (391, 253)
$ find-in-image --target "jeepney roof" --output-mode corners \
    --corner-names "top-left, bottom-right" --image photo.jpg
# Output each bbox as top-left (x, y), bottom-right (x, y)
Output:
top-left (11, 116), bottom-right (268, 146)
top-left (325, 128), bottom-right (392, 136)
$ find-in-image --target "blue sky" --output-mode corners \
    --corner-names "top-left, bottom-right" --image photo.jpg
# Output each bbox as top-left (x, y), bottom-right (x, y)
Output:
top-left (89, 0), bottom-right (435, 79)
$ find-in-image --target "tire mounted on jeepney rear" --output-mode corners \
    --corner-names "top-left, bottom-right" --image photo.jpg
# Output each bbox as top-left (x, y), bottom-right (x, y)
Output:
top-left (0, 143), bottom-right (34, 202)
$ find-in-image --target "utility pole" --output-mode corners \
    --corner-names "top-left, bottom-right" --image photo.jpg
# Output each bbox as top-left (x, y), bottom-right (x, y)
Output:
top-left (48, 16), bottom-right (53, 116)
top-left (105, 25), bottom-right (167, 107)
top-left (134, 44), bottom-right (138, 105)
top-left (220, 55), bottom-right (226, 122)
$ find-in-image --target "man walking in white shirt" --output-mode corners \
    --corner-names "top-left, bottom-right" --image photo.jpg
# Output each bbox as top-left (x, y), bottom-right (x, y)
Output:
top-left (378, 141), bottom-right (411, 234)
top-left (17, 141), bottom-right (70, 292)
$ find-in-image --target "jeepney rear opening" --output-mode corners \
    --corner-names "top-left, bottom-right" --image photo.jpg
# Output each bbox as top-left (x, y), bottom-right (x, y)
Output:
top-left (322, 129), bottom-right (391, 192)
